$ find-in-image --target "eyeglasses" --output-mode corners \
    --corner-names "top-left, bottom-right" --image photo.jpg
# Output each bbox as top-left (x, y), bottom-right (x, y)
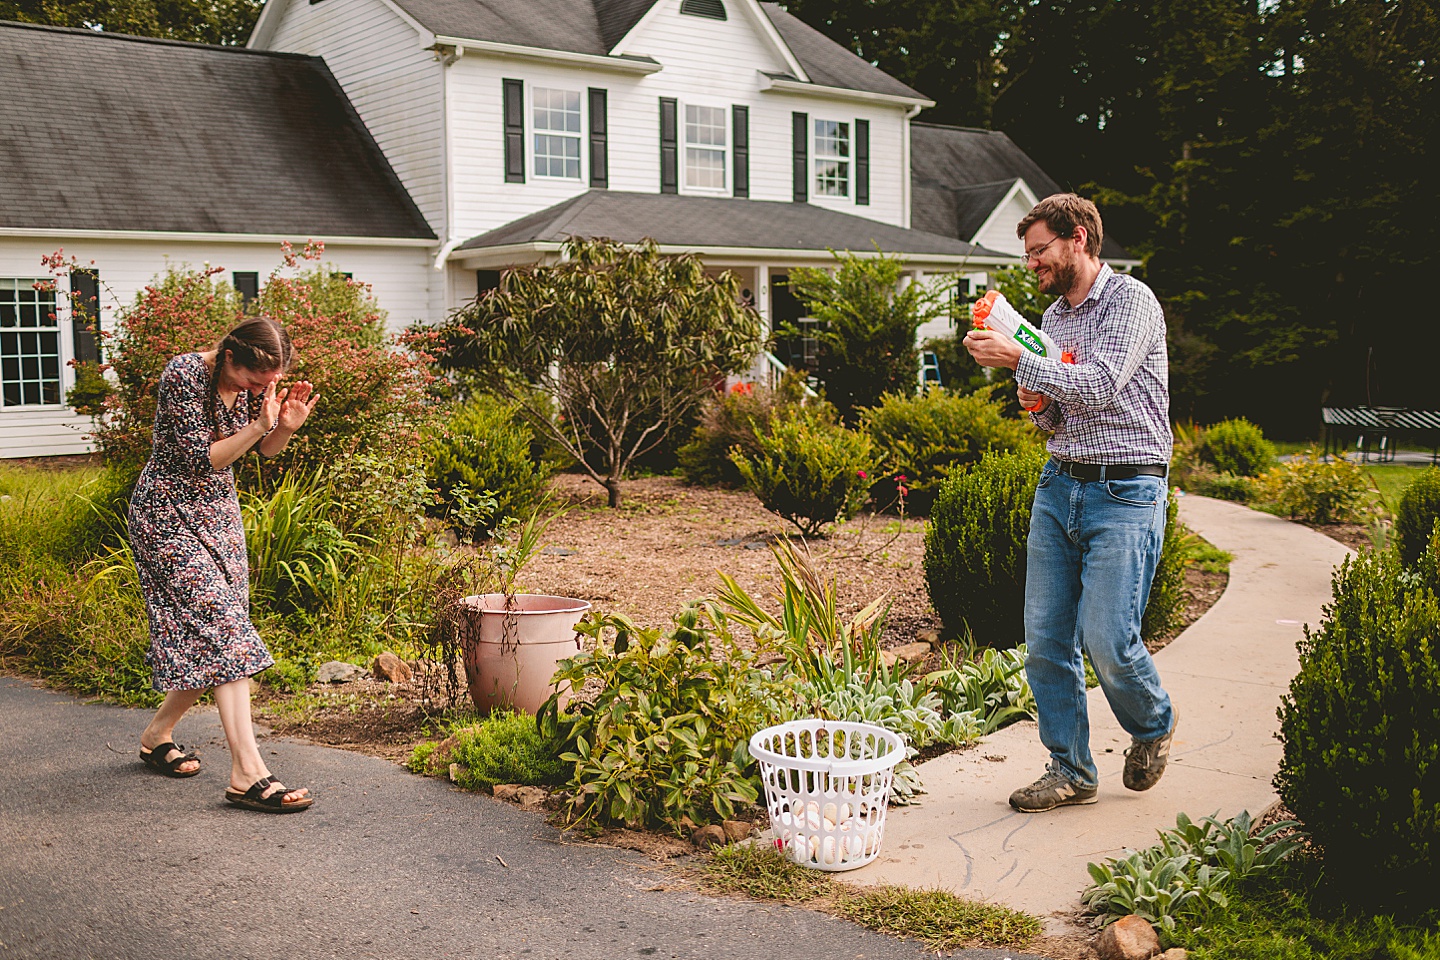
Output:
top-left (1020, 234), bottom-right (1068, 264)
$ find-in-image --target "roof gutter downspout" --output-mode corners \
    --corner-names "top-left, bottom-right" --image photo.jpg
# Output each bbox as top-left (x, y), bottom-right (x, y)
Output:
top-left (433, 43), bottom-right (464, 273)
top-left (901, 103), bottom-right (923, 231)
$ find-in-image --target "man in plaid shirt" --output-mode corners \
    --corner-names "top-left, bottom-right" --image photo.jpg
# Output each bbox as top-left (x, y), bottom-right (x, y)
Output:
top-left (964, 194), bottom-right (1179, 813)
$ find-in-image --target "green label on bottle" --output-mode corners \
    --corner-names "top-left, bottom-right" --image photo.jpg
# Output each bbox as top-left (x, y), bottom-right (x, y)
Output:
top-left (1015, 323), bottom-right (1048, 357)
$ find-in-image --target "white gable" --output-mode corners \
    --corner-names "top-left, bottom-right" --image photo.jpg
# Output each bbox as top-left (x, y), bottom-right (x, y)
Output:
top-left (971, 180), bottom-right (1040, 256)
top-left (613, 0), bottom-right (798, 79)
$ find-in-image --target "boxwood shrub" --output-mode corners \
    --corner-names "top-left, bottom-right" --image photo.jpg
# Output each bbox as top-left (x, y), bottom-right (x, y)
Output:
top-left (1275, 524), bottom-right (1440, 907)
top-left (1395, 468), bottom-right (1440, 567)
top-left (860, 387), bottom-right (1037, 514)
top-left (1197, 418), bottom-right (1276, 477)
top-left (925, 448), bottom-right (1189, 648)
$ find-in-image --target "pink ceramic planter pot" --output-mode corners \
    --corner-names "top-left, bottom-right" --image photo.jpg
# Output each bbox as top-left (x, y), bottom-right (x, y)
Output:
top-left (457, 593), bottom-right (592, 715)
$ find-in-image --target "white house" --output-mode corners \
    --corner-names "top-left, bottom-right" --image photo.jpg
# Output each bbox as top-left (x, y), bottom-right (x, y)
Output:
top-left (2, 0), bottom-right (1123, 457)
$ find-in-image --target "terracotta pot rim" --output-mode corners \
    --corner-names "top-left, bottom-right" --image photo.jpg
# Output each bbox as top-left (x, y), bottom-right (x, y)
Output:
top-left (459, 593), bottom-right (593, 615)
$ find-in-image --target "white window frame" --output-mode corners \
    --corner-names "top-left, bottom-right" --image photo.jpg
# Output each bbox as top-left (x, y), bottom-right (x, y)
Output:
top-left (0, 278), bottom-right (64, 409)
top-left (530, 86), bottom-right (584, 181)
top-left (681, 100), bottom-right (729, 195)
top-left (813, 118), bottom-right (850, 199)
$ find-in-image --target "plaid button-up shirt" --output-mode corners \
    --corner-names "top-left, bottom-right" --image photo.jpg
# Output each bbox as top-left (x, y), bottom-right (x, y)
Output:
top-left (1013, 264), bottom-right (1172, 464)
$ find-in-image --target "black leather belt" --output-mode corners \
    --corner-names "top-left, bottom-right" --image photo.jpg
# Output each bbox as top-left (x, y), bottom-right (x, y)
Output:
top-left (1055, 459), bottom-right (1168, 482)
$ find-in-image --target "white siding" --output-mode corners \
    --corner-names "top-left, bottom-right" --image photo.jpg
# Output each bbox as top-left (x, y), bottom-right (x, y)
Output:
top-left (0, 235), bottom-right (434, 458)
top-left (265, 0), bottom-right (447, 241)
top-left (972, 191), bottom-right (1034, 256)
top-left (444, 0), bottom-right (913, 243)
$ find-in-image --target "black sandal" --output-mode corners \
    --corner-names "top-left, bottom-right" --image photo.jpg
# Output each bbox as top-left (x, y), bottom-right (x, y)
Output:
top-left (225, 776), bottom-right (314, 814)
top-left (140, 741), bottom-right (201, 778)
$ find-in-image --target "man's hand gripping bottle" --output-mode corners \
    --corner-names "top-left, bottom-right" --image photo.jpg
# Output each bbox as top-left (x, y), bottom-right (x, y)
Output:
top-left (970, 290), bottom-right (1074, 411)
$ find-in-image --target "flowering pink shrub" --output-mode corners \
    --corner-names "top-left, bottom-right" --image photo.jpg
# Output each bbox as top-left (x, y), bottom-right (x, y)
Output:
top-left (87, 242), bottom-right (437, 487)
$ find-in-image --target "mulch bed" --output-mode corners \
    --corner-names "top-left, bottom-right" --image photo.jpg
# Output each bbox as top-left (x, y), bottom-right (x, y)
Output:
top-left (259, 472), bottom-right (1229, 756)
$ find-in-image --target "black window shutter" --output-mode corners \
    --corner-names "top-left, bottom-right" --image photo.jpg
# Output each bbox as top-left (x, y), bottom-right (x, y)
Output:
top-left (732, 105), bottom-right (749, 199)
top-left (233, 271), bottom-right (260, 310)
top-left (659, 97), bottom-right (678, 194)
top-left (504, 78), bottom-right (525, 183)
top-left (792, 112), bottom-right (808, 202)
top-left (70, 269), bottom-right (100, 365)
top-left (856, 119), bottom-right (870, 206)
top-left (588, 88), bottom-right (608, 189)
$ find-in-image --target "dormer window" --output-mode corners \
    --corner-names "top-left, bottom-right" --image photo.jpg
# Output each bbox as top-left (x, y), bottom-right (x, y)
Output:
top-left (533, 87), bottom-right (582, 179)
top-left (814, 119), bottom-right (850, 197)
top-left (680, 0), bottom-right (726, 20)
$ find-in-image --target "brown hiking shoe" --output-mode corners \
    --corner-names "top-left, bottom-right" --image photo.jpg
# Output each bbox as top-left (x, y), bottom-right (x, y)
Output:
top-left (1123, 705), bottom-right (1179, 791)
top-left (1009, 766), bottom-right (1099, 813)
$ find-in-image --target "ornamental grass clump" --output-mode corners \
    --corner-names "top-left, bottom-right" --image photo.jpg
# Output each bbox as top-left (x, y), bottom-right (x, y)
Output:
top-left (1275, 521), bottom-right (1440, 909)
top-left (729, 405), bottom-right (878, 537)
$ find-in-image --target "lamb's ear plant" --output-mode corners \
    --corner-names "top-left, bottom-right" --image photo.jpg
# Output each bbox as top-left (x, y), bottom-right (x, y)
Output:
top-left (1082, 810), bottom-right (1305, 946)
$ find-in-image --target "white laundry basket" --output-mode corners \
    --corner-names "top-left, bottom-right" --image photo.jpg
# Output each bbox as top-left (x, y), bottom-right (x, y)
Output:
top-left (749, 720), bottom-right (905, 872)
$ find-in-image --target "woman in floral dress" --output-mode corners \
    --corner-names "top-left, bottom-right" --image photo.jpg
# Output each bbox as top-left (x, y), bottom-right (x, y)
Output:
top-left (131, 317), bottom-right (320, 813)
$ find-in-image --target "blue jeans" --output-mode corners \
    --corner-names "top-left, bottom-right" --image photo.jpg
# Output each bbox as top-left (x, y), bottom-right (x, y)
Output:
top-left (1023, 459), bottom-right (1175, 788)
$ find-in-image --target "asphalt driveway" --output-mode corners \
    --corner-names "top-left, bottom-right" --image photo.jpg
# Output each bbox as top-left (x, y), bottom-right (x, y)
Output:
top-left (0, 677), bottom-right (1045, 960)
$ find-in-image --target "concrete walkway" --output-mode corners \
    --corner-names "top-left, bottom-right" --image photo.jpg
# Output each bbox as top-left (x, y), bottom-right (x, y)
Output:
top-left (839, 496), bottom-right (1353, 928)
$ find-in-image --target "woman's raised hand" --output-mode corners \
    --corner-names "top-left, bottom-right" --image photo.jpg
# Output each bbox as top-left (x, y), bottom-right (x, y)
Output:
top-left (276, 380), bottom-right (320, 432)
top-left (258, 379), bottom-right (283, 433)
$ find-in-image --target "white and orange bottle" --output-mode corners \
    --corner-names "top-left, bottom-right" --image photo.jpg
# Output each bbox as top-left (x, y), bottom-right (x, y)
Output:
top-left (970, 290), bottom-right (1074, 411)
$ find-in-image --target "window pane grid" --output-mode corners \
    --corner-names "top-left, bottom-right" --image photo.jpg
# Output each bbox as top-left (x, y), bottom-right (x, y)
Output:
top-left (1, 279), bottom-right (61, 407)
top-left (533, 87), bottom-right (582, 179)
top-left (814, 119), bottom-right (850, 197)
top-left (684, 104), bottom-right (727, 190)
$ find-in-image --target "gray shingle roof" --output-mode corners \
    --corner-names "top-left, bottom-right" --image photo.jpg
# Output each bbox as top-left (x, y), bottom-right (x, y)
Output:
top-left (0, 22), bottom-right (434, 239)
top-left (379, 0), bottom-right (926, 100)
top-left (457, 190), bottom-right (1002, 259)
top-left (909, 123), bottom-right (1131, 260)
top-left (757, 3), bottom-right (926, 100)
top-left (389, 0), bottom-right (610, 54)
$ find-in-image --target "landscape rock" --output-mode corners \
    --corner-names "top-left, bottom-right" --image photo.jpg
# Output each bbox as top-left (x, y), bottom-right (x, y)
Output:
top-left (371, 651), bottom-right (412, 683)
top-left (721, 820), bottom-right (752, 843)
top-left (515, 786), bottom-right (547, 807)
top-left (493, 784), bottom-right (522, 801)
top-left (433, 735), bottom-right (461, 764)
top-left (1096, 915), bottom-right (1162, 960)
top-left (880, 641), bottom-right (932, 667)
top-left (1159, 950), bottom-right (1188, 960)
top-left (316, 660), bottom-right (365, 684)
top-left (692, 825), bottom-right (727, 850)
top-left (448, 763), bottom-right (464, 783)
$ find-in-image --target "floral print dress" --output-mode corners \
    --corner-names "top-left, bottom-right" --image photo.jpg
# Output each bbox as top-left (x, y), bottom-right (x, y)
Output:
top-left (129, 352), bottom-right (273, 691)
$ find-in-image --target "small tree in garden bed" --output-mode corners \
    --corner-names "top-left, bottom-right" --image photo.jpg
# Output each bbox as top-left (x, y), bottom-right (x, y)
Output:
top-left (424, 237), bottom-right (763, 508)
top-left (784, 249), bottom-right (951, 422)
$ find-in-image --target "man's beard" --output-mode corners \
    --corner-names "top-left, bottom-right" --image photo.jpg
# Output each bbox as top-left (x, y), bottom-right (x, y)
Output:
top-left (1038, 257), bottom-right (1078, 297)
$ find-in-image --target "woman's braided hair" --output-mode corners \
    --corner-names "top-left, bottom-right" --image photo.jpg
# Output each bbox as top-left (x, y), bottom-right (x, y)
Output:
top-left (207, 317), bottom-right (295, 438)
